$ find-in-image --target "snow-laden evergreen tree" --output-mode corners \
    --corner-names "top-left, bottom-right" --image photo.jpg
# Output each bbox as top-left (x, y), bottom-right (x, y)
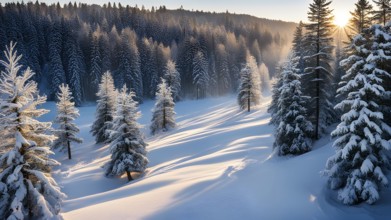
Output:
top-left (52, 84), bottom-right (83, 159)
top-left (324, 24), bottom-right (391, 205)
top-left (150, 79), bottom-right (176, 134)
top-left (192, 51), bottom-right (209, 99)
top-left (0, 42), bottom-right (66, 219)
top-left (237, 56), bottom-right (261, 112)
top-left (88, 35), bottom-right (102, 100)
top-left (91, 71), bottom-right (117, 143)
top-left (373, 0), bottom-right (391, 25)
top-left (303, 0), bottom-right (336, 139)
top-left (65, 38), bottom-right (84, 107)
top-left (163, 59), bottom-right (181, 101)
top-left (268, 65), bottom-right (284, 126)
top-left (105, 85), bottom-right (148, 181)
top-left (272, 55), bottom-right (313, 155)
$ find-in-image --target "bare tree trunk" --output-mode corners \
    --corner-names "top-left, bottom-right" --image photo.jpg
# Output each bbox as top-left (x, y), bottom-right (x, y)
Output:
top-left (248, 89), bottom-right (250, 112)
top-left (67, 140), bottom-right (72, 159)
top-left (315, 22), bottom-right (320, 140)
top-left (126, 171), bottom-right (133, 181)
top-left (163, 102), bottom-right (166, 130)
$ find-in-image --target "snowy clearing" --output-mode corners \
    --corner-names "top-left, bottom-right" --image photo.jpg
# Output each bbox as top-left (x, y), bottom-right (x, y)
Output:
top-left (40, 96), bottom-right (391, 220)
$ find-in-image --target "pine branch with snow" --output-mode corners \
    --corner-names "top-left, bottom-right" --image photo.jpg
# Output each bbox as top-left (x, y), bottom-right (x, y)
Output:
top-left (52, 84), bottom-right (83, 159)
top-left (105, 85), bottom-right (148, 181)
top-left (0, 42), bottom-right (66, 219)
top-left (150, 79), bottom-right (176, 135)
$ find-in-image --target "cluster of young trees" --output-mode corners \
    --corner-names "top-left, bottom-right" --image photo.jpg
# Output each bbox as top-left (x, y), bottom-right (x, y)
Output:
top-left (0, 1), bottom-right (295, 105)
top-left (269, 0), bottom-right (391, 205)
top-left (91, 71), bottom-right (177, 181)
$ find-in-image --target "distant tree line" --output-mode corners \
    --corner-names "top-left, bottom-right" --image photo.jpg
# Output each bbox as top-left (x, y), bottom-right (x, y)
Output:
top-left (0, 1), bottom-right (295, 105)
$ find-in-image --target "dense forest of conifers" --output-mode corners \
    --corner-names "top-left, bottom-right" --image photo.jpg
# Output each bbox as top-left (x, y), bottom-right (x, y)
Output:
top-left (0, 1), bottom-right (296, 105)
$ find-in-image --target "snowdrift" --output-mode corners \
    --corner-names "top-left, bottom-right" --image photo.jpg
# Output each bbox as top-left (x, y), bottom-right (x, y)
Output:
top-left (39, 96), bottom-right (390, 220)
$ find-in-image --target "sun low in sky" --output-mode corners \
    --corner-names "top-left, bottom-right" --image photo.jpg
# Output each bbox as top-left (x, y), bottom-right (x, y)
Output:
top-left (334, 10), bottom-right (350, 28)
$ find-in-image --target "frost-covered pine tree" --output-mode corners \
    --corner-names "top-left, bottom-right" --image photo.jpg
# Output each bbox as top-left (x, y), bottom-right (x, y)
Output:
top-left (324, 25), bottom-right (391, 205)
top-left (0, 42), bottom-right (66, 219)
top-left (52, 84), bottom-right (83, 159)
top-left (237, 56), bottom-right (261, 111)
top-left (272, 55), bottom-right (313, 155)
top-left (268, 65), bottom-right (283, 126)
top-left (91, 71), bottom-right (117, 143)
top-left (163, 59), bottom-right (181, 101)
top-left (150, 79), bottom-right (176, 135)
top-left (105, 85), bottom-right (148, 181)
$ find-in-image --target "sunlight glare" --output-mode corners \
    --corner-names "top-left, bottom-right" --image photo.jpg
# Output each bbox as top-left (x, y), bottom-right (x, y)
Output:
top-left (334, 11), bottom-right (349, 28)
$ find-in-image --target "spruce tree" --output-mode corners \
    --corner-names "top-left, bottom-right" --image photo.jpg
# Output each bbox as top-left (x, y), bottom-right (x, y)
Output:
top-left (324, 25), bottom-right (391, 205)
top-left (65, 39), bottom-right (84, 107)
top-left (0, 42), bottom-right (66, 219)
top-left (52, 84), bottom-right (83, 159)
top-left (237, 56), bottom-right (261, 112)
top-left (163, 59), bottom-right (181, 101)
top-left (89, 35), bottom-right (102, 100)
top-left (304, 0), bottom-right (336, 139)
top-left (272, 55), bottom-right (313, 155)
top-left (192, 51), bottom-right (209, 99)
top-left (105, 85), bottom-right (148, 181)
top-left (150, 79), bottom-right (176, 134)
top-left (373, 0), bottom-right (391, 25)
top-left (348, 0), bottom-right (373, 36)
top-left (91, 71), bottom-right (116, 143)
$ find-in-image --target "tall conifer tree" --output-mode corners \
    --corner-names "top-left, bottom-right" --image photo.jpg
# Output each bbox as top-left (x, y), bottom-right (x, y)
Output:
top-left (304, 0), bottom-right (335, 139)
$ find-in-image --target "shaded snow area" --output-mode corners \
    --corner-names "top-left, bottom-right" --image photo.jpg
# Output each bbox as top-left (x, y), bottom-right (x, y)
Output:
top-left (40, 96), bottom-right (391, 220)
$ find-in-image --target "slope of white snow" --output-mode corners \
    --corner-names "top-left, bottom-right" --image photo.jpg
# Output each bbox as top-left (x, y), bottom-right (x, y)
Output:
top-left (40, 96), bottom-right (391, 220)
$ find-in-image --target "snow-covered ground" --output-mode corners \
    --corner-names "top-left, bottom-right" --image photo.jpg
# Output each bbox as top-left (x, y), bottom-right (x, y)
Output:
top-left (41, 96), bottom-right (391, 220)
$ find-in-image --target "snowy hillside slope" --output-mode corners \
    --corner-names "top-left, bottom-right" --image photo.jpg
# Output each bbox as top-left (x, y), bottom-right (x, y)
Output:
top-left (40, 96), bottom-right (391, 220)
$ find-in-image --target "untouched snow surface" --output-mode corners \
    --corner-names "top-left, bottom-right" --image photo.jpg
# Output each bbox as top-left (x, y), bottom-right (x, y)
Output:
top-left (40, 96), bottom-right (391, 220)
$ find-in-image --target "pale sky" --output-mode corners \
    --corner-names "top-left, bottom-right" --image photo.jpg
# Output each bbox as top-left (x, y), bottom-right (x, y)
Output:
top-left (1, 0), bottom-right (358, 23)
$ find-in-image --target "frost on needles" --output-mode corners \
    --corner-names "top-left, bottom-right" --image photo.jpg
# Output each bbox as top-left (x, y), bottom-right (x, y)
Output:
top-left (0, 42), bottom-right (66, 219)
